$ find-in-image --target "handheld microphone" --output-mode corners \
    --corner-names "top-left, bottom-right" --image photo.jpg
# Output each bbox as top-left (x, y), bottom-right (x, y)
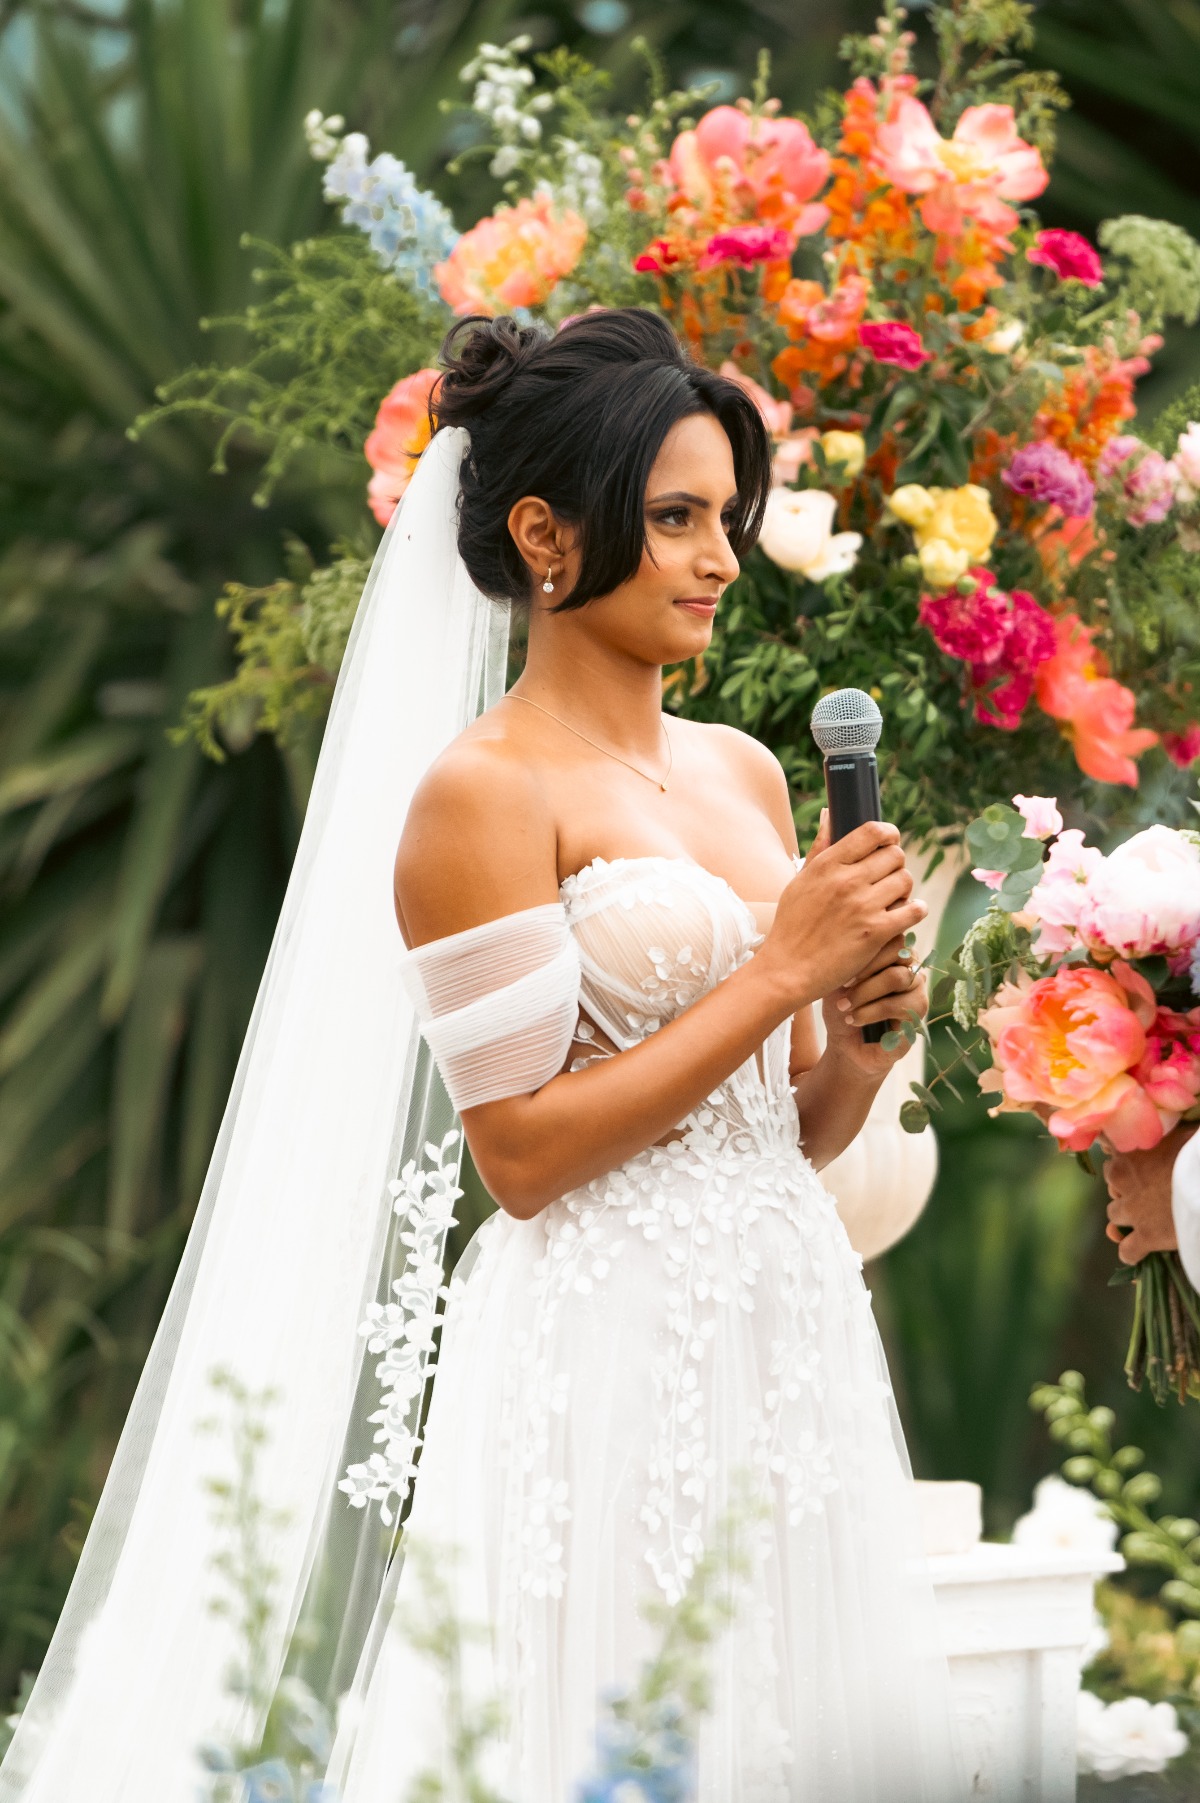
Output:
top-left (810, 688), bottom-right (888, 1045)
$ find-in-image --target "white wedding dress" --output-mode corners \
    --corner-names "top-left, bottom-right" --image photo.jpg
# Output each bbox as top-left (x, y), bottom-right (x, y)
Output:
top-left (336, 852), bottom-right (961, 1803)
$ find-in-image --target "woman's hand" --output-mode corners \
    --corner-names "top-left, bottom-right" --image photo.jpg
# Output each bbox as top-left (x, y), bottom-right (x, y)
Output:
top-left (759, 812), bottom-right (927, 1013)
top-left (822, 935), bottom-right (928, 1079)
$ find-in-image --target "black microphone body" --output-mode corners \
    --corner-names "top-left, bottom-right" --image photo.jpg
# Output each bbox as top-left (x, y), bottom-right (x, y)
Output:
top-left (810, 689), bottom-right (889, 1046)
top-left (823, 749), bottom-right (887, 1044)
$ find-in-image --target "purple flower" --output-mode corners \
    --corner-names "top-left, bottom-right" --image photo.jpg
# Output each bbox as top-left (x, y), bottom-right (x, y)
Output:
top-left (1002, 442), bottom-right (1095, 518)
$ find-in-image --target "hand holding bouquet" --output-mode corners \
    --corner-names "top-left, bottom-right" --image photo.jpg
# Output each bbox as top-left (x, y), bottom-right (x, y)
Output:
top-left (914, 797), bottom-right (1200, 1401)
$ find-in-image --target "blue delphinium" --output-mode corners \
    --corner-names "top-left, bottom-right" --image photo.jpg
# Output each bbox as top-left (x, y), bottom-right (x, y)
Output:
top-left (240, 1759), bottom-right (295, 1803)
top-left (305, 114), bottom-right (458, 297)
top-left (576, 1693), bottom-right (695, 1803)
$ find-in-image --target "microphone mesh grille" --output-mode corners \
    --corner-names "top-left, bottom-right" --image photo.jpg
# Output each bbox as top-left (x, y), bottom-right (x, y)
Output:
top-left (810, 687), bottom-right (883, 756)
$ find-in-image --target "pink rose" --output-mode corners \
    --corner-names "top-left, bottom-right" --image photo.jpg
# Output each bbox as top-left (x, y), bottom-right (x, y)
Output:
top-left (978, 961), bottom-right (1166, 1153)
top-left (1027, 229), bottom-right (1104, 288)
top-left (1076, 825), bottom-right (1200, 962)
top-left (859, 320), bottom-right (930, 370)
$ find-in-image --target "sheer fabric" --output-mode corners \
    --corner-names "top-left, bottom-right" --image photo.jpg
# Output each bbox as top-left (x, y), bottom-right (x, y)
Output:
top-left (332, 854), bottom-right (961, 1803)
top-left (399, 903), bottom-right (580, 1109)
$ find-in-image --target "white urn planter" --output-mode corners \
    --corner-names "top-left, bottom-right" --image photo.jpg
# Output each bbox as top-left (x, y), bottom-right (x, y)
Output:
top-left (817, 839), bottom-right (969, 1260)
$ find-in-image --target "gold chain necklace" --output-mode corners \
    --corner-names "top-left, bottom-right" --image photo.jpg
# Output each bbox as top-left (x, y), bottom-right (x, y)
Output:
top-left (508, 692), bottom-right (673, 792)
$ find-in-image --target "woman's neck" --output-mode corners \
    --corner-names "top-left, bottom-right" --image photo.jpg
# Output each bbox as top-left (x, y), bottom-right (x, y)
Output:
top-left (515, 625), bottom-right (665, 756)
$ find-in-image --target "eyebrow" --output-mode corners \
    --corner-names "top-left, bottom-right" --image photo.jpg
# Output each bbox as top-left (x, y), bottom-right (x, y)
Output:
top-left (647, 489), bottom-right (740, 508)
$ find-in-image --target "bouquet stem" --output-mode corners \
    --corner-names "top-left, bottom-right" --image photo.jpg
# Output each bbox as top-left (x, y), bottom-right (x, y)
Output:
top-left (1125, 1252), bottom-right (1200, 1405)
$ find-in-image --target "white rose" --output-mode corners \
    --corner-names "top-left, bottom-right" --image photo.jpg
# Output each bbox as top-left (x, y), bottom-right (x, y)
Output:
top-left (1173, 420), bottom-right (1200, 501)
top-left (984, 318), bottom-right (1024, 355)
top-left (1077, 1691), bottom-right (1188, 1780)
top-left (1012, 1475), bottom-right (1118, 1558)
top-left (1076, 824), bottom-right (1200, 960)
top-left (759, 489), bottom-right (861, 581)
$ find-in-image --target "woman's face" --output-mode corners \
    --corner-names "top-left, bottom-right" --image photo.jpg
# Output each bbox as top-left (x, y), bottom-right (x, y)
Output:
top-left (515, 411), bottom-right (744, 667)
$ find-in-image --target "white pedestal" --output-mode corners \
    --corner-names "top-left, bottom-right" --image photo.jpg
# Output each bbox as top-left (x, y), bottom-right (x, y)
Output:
top-left (929, 1542), bottom-right (1124, 1800)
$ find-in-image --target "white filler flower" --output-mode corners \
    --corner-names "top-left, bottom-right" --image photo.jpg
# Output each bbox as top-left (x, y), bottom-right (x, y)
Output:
top-left (759, 489), bottom-right (862, 581)
top-left (1011, 1476), bottom-right (1119, 1558)
top-left (1078, 1691), bottom-right (1189, 1781)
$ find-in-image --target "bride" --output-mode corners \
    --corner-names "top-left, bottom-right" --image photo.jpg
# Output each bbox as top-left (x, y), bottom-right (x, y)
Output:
top-left (336, 308), bottom-right (959, 1800)
top-left (1, 305), bottom-right (959, 1803)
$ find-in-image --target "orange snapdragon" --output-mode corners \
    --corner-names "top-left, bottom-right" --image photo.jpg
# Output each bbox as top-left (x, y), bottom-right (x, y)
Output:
top-left (1034, 340), bottom-right (1160, 471)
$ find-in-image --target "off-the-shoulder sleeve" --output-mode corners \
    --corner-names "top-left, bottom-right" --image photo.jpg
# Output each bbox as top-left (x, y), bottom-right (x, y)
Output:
top-left (398, 901), bottom-right (581, 1110)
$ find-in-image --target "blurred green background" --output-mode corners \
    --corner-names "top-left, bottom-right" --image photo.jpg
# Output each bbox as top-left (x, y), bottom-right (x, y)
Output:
top-left (0, 0), bottom-right (1198, 1710)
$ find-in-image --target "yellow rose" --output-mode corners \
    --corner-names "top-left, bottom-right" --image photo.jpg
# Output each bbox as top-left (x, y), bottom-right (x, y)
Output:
top-left (886, 484), bottom-right (936, 529)
top-left (820, 430), bottom-right (866, 480)
top-left (918, 538), bottom-right (971, 588)
top-left (920, 484), bottom-right (997, 560)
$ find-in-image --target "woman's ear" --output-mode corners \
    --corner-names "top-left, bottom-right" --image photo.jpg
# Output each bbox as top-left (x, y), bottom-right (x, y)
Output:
top-left (507, 496), bottom-right (579, 594)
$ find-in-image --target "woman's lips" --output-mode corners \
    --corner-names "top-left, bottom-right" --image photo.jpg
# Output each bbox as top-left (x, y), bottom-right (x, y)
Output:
top-left (674, 598), bottom-right (719, 617)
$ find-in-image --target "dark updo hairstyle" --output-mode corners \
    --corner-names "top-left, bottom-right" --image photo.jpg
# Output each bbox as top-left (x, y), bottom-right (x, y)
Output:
top-left (432, 308), bottom-right (773, 611)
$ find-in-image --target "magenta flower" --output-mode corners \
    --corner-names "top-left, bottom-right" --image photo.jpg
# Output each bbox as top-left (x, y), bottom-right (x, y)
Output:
top-left (921, 572), bottom-right (1056, 731)
top-left (1163, 725), bottom-right (1200, 769)
top-left (700, 225), bottom-right (794, 268)
top-left (1027, 229), bottom-right (1104, 288)
top-left (1098, 435), bottom-right (1178, 526)
top-left (859, 320), bottom-right (930, 370)
top-left (918, 569), bottom-right (1011, 667)
top-left (1002, 442), bottom-right (1095, 518)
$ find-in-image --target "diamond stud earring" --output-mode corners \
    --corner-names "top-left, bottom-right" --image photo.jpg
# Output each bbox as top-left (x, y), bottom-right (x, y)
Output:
top-left (542, 567), bottom-right (555, 594)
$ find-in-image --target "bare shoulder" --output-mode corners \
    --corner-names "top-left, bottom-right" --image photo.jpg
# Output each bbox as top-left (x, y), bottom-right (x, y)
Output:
top-left (671, 716), bottom-right (795, 839)
top-left (394, 714), bottom-right (558, 946)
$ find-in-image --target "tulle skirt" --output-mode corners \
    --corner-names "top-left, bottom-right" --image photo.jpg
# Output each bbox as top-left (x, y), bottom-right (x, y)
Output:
top-left (333, 1133), bottom-right (962, 1803)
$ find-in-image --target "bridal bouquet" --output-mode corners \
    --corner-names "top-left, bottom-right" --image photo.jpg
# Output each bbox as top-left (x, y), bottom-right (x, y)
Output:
top-left (157, 0), bottom-right (1200, 845)
top-left (920, 794), bottom-right (1200, 1402)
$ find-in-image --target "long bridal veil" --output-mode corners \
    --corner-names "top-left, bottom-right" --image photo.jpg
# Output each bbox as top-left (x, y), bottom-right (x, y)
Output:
top-left (0, 428), bottom-right (507, 1801)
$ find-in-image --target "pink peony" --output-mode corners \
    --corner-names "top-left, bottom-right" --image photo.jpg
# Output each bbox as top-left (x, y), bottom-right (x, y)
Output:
top-left (363, 367), bottom-right (439, 525)
top-left (1025, 828), bottom-right (1106, 954)
top-left (1163, 725), bottom-right (1200, 768)
top-left (668, 106), bottom-right (830, 242)
top-left (979, 961), bottom-right (1167, 1152)
top-left (874, 99), bottom-right (1047, 245)
top-left (701, 225), bottom-right (793, 267)
top-left (859, 319), bottom-right (929, 369)
top-left (1076, 825), bottom-right (1200, 962)
top-left (1097, 435), bottom-right (1178, 527)
top-left (435, 195), bottom-right (587, 315)
top-left (1136, 1010), bottom-right (1200, 1117)
top-left (1027, 229), bottom-right (1104, 288)
top-left (1003, 442), bottom-right (1095, 518)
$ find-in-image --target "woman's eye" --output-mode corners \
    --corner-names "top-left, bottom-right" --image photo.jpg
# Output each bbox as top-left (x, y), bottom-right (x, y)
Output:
top-left (653, 507), bottom-right (690, 528)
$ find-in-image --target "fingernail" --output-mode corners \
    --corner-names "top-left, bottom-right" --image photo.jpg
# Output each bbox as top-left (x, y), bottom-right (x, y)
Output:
top-left (836, 996), bottom-right (851, 1011)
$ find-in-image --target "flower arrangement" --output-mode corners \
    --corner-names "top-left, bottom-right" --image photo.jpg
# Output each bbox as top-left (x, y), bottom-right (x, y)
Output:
top-left (916, 799), bottom-right (1200, 1402)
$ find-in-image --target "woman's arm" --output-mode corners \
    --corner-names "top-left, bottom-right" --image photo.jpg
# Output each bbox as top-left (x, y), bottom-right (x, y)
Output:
top-left (396, 741), bottom-right (926, 1218)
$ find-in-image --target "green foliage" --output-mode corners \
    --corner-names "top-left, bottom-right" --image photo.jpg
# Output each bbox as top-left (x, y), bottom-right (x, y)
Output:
top-left (178, 544), bottom-right (370, 763)
top-left (1099, 215), bottom-right (1200, 330)
top-left (140, 232), bottom-right (448, 508)
top-left (1035, 1372), bottom-right (1200, 1614)
top-left (928, 0), bottom-right (1070, 150)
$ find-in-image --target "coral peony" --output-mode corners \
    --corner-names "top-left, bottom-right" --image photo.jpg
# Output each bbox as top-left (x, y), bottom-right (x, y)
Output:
top-left (1034, 614), bottom-right (1157, 786)
top-left (1025, 828), bottom-right (1106, 954)
top-left (668, 106), bottom-right (830, 242)
top-left (701, 225), bottom-right (793, 267)
top-left (1097, 435), bottom-right (1178, 527)
top-left (1163, 724), bottom-right (1200, 768)
top-left (1027, 229), bottom-right (1104, 288)
top-left (435, 195), bottom-right (586, 315)
top-left (1076, 826), bottom-right (1200, 962)
top-left (874, 99), bottom-right (1047, 245)
top-left (1002, 442), bottom-right (1094, 518)
top-left (979, 961), bottom-right (1167, 1152)
top-left (363, 367), bottom-right (439, 524)
top-left (859, 319), bottom-right (929, 369)
top-left (759, 489), bottom-right (861, 580)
